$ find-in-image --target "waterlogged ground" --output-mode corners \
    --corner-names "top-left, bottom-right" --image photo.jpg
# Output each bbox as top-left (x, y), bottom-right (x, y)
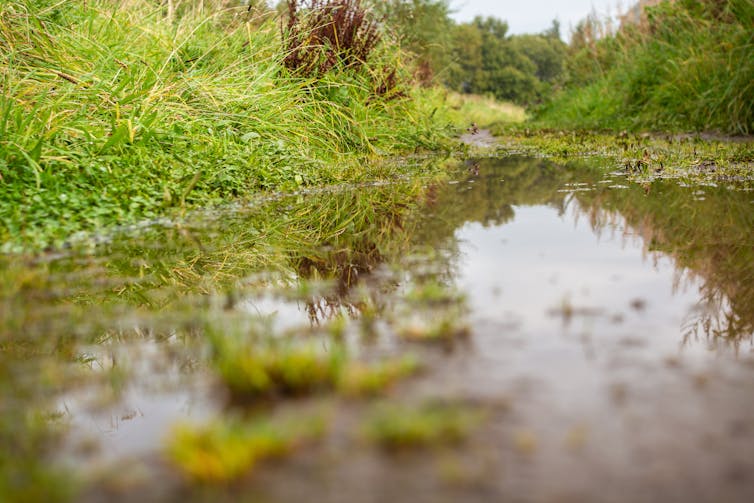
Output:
top-left (2, 156), bottom-right (754, 502)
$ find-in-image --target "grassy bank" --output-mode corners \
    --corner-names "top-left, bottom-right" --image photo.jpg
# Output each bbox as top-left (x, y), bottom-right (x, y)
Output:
top-left (535, 0), bottom-right (754, 134)
top-left (443, 92), bottom-right (526, 130)
top-left (0, 0), bottom-right (453, 253)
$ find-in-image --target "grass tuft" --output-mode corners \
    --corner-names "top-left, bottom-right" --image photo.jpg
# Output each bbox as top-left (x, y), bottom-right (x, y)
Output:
top-left (364, 401), bottom-right (483, 450)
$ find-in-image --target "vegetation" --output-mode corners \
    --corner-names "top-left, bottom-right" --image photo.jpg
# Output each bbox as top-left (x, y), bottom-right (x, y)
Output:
top-left (209, 323), bottom-right (420, 400)
top-left (364, 401), bottom-right (483, 449)
top-left (2, 0), bottom-right (753, 501)
top-left (446, 17), bottom-right (567, 104)
top-left (486, 128), bottom-right (754, 186)
top-left (535, 0), bottom-right (754, 133)
top-left (0, 0), bottom-right (452, 252)
top-left (168, 413), bottom-right (325, 483)
top-left (379, 1), bottom-right (568, 104)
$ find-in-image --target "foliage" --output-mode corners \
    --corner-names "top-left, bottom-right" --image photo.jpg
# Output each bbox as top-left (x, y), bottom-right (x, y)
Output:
top-left (282, 0), bottom-right (380, 76)
top-left (446, 17), bottom-right (567, 105)
top-left (373, 0), bottom-right (456, 85)
top-left (537, 0), bottom-right (754, 133)
top-left (372, 2), bottom-right (567, 103)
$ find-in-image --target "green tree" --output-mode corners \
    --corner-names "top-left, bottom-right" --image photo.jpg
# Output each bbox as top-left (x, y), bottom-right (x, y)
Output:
top-left (374, 0), bottom-right (456, 83)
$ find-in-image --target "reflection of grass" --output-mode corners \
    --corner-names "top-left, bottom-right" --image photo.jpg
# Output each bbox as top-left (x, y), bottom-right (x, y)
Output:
top-left (167, 415), bottom-right (325, 483)
top-left (364, 401), bottom-right (483, 450)
top-left (0, 378), bottom-right (74, 502)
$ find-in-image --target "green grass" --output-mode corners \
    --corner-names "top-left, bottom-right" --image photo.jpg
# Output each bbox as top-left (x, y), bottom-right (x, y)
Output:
top-left (0, 0), bottom-right (453, 252)
top-left (209, 321), bottom-right (420, 401)
top-left (364, 401), bottom-right (483, 450)
top-left (442, 92), bottom-right (526, 130)
top-left (486, 128), bottom-right (754, 187)
top-left (535, 0), bottom-right (754, 134)
top-left (167, 413), bottom-right (325, 483)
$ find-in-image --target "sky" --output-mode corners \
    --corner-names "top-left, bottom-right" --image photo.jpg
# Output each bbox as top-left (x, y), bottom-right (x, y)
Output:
top-left (449, 0), bottom-right (623, 38)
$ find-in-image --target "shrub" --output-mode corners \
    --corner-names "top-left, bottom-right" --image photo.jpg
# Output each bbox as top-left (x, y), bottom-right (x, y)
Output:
top-left (282, 0), bottom-right (380, 76)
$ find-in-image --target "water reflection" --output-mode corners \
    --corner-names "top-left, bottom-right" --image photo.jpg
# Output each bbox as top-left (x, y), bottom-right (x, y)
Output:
top-left (2, 155), bottom-right (754, 500)
top-left (409, 157), bottom-right (754, 345)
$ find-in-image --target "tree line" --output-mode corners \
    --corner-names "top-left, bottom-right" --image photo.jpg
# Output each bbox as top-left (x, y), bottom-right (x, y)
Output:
top-left (374, 0), bottom-right (568, 105)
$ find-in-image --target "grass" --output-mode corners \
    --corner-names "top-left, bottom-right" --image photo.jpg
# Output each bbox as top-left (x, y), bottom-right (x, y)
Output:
top-left (209, 322), bottom-right (420, 401)
top-left (167, 413), bottom-right (325, 483)
top-left (443, 92), bottom-right (527, 130)
top-left (535, 0), bottom-right (754, 134)
top-left (394, 279), bottom-right (470, 344)
top-left (486, 127), bottom-right (754, 187)
top-left (363, 401), bottom-right (483, 450)
top-left (0, 0), bottom-right (453, 253)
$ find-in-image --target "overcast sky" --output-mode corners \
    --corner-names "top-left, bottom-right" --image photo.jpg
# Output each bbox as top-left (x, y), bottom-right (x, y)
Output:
top-left (449, 0), bottom-right (623, 38)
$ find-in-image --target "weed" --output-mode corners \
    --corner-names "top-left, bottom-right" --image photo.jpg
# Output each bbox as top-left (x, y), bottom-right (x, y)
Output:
top-left (282, 0), bottom-right (380, 76)
top-left (210, 324), bottom-right (420, 400)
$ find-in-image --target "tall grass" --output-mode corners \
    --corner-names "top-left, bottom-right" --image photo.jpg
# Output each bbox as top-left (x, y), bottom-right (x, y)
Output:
top-left (536, 0), bottom-right (754, 134)
top-left (0, 0), bottom-right (451, 252)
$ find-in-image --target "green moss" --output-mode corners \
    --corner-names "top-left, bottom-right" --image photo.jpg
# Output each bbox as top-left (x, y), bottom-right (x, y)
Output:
top-left (210, 324), bottom-right (420, 400)
top-left (337, 356), bottom-right (420, 397)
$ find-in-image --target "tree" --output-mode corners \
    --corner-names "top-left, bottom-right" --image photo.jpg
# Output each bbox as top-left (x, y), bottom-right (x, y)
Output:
top-left (373, 0), bottom-right (456, 84)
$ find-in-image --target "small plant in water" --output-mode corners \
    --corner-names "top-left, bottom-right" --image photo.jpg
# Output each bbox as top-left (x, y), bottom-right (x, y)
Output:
top-left (364, 400), bottom-right (483, 450)
top-left (211, 326), bottom-right (420, 400)
top-left (337, 355), bottom-right (420, 397)
top-left (167, 415), bottom-right (324, 483)
top-left (394, 280), bottom-right (470, 343)
top-left (404, 279), bottom-right (466, 306)
top-left (213, 337), bottom-right (345, 400)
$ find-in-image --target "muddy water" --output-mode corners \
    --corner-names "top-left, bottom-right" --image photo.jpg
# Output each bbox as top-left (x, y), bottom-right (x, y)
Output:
top-left (3, 156), bottom-right (754, 502)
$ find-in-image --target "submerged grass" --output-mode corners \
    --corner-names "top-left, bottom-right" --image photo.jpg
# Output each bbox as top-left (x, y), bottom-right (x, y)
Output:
top-left (0, 0), bottom-right (453, 252)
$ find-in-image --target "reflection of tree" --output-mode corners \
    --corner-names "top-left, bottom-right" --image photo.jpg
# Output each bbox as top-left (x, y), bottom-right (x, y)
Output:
top-left (412, 156), bottom-right (602, 242)
top-left (573, 181), bottom-right (754, 343)
top-left (11, 155), bottom-right (751, 345)
top-left (276, 156), bottom-right (603, 324)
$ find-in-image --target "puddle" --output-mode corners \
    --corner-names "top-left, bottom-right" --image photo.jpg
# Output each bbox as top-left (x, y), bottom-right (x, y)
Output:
top-left (2, 156), bottom-right (754, 502)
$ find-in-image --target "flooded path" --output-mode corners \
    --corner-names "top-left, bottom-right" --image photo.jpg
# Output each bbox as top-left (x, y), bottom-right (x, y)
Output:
top-left (2, 156), bottom-right (754, 502)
